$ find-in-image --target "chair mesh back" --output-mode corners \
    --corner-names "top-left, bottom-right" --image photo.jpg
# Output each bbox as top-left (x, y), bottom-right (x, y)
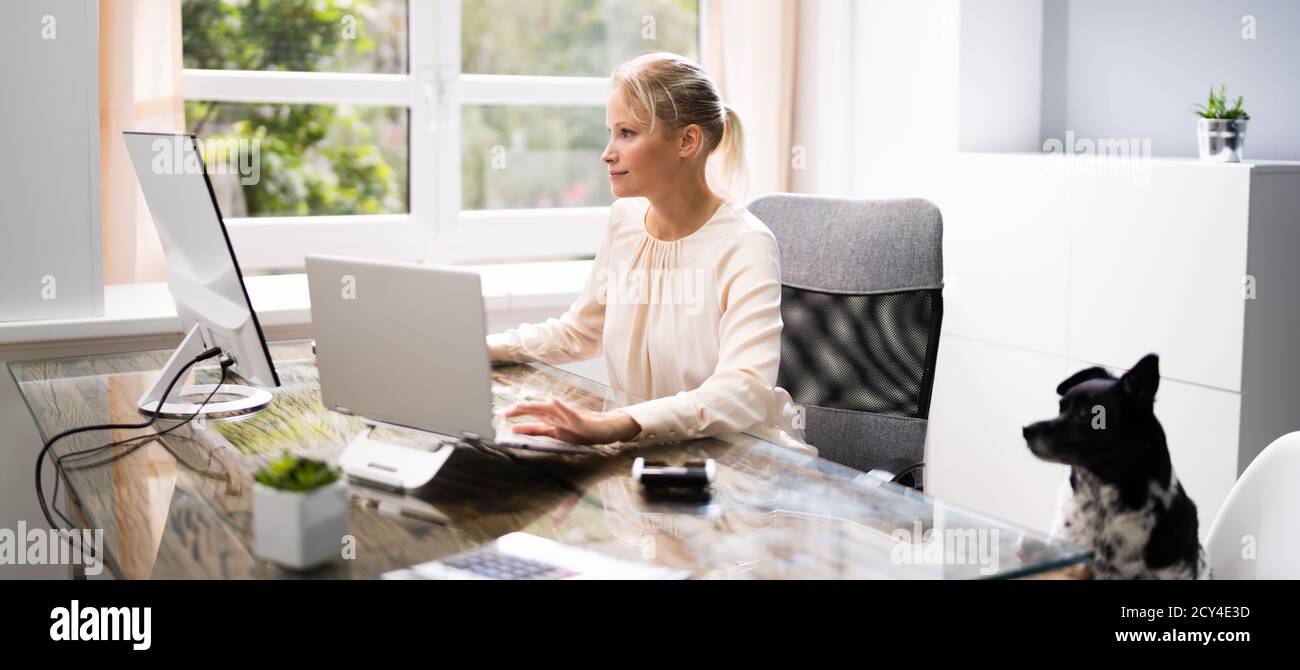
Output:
top-left (778, 286), bottom-right (942, 420)
top-left (747, 193), bottom-right (944, 476)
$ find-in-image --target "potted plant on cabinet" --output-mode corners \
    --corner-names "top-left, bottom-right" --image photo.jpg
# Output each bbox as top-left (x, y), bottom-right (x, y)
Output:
top-left (1193, 85), bottom-right (1250, 162)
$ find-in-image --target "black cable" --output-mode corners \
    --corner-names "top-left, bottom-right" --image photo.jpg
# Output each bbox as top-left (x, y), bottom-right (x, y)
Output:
top-left (60, 419), bottom-right (231, 477)
top-left (48, 368), bottom-right (233, 556)
top-left (54, 365), bottom-right (230, 473)
top-left (43, 358), bottom-right (232, 566)
top-left (34, 346), bottom-right (224, 533)
top-left (50, 365), bottom-right (232, 522)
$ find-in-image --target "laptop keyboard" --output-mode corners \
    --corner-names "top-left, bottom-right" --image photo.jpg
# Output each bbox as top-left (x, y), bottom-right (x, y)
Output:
top-left (440, 546), bottom-right (577, 580)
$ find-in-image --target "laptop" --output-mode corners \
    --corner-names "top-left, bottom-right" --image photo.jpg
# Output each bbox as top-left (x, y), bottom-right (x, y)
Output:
top-left (305, 255), bottom-right (601, 489)
top-left (381, 532), bottom-right (688, 580)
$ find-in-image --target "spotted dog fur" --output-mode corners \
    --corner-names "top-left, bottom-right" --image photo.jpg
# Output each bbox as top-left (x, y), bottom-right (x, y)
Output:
top-left (1050, 467), bottom-right (1210, 579)
top-left (1024, 354), bottom-right (1210, 580)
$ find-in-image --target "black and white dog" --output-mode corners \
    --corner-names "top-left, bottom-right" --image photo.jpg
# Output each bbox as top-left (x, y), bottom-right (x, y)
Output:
top-left (1023, 354), bottom-right (1210, 579)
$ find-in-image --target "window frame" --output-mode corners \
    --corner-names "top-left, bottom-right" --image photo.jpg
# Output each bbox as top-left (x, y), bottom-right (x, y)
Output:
top-left (181, 0), bottom-right (703, 270)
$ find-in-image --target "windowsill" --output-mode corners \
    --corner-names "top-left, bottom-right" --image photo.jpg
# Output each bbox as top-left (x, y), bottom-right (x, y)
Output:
top-left (0, 260), bottom-right (592, 347)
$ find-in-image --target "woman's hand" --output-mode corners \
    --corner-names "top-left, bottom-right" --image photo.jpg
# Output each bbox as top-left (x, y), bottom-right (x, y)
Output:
top-left (503, 399), bottom-right (641, 445)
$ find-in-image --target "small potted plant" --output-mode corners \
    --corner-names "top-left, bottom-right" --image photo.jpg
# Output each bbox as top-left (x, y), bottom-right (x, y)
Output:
top-left (1193, 85), bottom-right (1250, 162)
top-left (252, 453), bottom-right (349, 570)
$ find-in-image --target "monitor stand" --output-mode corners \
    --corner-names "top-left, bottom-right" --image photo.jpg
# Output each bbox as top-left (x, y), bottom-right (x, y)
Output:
top-left (137, 324), bottom-right (273, 418)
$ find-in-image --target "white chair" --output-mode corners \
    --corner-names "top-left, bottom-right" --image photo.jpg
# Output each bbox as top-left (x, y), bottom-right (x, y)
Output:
top-left (1206, 431), bottom-right (1300, 578)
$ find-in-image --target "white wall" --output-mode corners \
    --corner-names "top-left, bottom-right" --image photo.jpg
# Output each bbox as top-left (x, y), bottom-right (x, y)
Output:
top-left (852, 0), bottom-right (963, 195)
top-left (851, 0), bottom-right (1047, 188)
top-left (1049, 0), bottom-right (1300, 160)
top-left (958, 0), bottom-right (1044, 152)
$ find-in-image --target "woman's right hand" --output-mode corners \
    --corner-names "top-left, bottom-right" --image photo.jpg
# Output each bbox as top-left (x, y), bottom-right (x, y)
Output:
top-left (503, 400), bottom-right (641, 445)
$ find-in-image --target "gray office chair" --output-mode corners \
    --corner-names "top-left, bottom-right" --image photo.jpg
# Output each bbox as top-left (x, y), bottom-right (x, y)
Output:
top-left (748, 194), bottom-right (944, 490)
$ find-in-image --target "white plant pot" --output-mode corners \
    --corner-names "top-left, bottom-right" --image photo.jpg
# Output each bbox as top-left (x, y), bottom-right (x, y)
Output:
top-left (253, 480), bottom-right (349, 570)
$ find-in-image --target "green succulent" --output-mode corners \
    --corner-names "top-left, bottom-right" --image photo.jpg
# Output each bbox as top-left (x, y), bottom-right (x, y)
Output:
top-left (255, 453), bottom-right (340, 492)
top-left (1192, 85), bottom-right (1250, 120)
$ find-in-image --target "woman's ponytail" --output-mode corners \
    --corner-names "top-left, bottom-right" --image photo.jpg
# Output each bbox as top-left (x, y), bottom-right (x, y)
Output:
top-left (713, 103), bottom-right (748, 199)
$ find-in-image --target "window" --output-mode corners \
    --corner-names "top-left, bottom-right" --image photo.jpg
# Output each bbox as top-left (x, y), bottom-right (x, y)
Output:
top-left (180, 0), bottom-right (701, 270)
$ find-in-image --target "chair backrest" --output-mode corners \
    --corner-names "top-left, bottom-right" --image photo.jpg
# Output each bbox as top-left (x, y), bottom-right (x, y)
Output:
top-left (747, 194), bottom-right (943, 474)
top-left (1206, 431), bottom-right (1300, 579)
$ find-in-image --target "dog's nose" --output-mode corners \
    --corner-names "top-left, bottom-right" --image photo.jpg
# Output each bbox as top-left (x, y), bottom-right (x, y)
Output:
top-left (1022, 425), bottom-right (1036, 439)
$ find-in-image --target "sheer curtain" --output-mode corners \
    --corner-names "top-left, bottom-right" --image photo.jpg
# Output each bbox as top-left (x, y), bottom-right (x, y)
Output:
top-left (704, 0), bottom-right (855, 199)
top-left (99, 0), bottom-right (184, 284)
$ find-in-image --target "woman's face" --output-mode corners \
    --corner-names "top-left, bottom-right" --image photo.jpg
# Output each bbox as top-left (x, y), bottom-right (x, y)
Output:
top-left (601, 89), bottom-right (691, 199)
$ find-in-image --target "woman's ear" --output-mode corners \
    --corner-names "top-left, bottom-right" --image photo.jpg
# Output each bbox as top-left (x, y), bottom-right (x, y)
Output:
top-left (679, 124), bottom-right (704, 158)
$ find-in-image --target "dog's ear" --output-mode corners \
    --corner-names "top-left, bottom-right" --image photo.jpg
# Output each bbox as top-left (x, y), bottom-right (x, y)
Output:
top-left (1120, 354), bottom-right (1160, 400)
top-left (1056, 366), bottom-right (1112, 395)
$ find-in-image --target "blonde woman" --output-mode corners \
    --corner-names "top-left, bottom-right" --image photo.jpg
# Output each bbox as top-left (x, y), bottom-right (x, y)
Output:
top-left (487, 53), bottom-right (812, 455)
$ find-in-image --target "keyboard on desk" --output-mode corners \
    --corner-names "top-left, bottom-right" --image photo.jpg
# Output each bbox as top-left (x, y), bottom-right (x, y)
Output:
top-left (422, 546), bottom-right (576, 580)
top-left (380, 532), bottom-right (688, 580)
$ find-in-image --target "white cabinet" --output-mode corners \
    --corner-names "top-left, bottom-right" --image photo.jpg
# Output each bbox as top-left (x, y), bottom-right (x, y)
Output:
top-left (911, 154), bottom-right (1300, 538)
top-left (1069, 161), bottom-right (1251, 392)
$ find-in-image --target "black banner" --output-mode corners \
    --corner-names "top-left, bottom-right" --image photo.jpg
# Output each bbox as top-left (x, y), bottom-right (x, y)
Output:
top-left (0, 579), bottom-right (1289, 657)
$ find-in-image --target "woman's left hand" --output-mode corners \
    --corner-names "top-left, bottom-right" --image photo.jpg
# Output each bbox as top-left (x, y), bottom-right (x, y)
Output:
top-left (503, 399), bottom-right (641, 445)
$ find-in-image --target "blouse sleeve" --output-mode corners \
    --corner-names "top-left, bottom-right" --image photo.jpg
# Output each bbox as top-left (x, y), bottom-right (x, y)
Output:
top-left (617, 228), bottom-right (784, 442)
top-left (484, 208), bottom-right (613, 365)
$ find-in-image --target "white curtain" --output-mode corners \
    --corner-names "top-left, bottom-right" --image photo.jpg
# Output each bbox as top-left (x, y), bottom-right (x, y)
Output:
top-left (100, 0), bottom-right (184, 284)
top-left (704, 0), bottom-right (856, 199)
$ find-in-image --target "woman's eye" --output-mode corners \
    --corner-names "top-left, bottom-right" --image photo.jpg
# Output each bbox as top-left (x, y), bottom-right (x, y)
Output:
top-left (621, 129), bottom-right (634, 138)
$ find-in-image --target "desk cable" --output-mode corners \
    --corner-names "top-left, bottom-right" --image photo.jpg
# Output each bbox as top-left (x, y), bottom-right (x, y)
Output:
top-left (34, 347), bottom-right (233, 547)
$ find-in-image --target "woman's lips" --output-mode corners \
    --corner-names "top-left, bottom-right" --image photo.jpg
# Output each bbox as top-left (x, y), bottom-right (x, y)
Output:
top-left (609, 171), bottom-right (628, 180)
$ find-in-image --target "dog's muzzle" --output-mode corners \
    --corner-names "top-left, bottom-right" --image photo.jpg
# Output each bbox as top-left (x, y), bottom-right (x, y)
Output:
top-left (1023, 422), bottom-right (1053, 458)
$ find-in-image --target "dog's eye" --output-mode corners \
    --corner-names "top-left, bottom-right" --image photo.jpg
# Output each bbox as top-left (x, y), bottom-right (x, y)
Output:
top-left (1075, 407), bottom-right (1093, 423)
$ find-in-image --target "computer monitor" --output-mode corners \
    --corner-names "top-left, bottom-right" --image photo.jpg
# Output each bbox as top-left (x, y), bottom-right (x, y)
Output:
top-left (122, 131), bottom-right (280, 417)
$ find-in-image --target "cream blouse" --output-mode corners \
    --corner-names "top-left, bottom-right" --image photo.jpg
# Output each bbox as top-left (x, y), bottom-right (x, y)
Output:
top-left (486, 196), bottom-right (814, 455)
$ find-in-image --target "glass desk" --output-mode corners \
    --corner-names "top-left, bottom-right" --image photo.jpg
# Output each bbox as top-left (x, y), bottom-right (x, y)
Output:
top-left (10, 341), bottom-right (1089, 579)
